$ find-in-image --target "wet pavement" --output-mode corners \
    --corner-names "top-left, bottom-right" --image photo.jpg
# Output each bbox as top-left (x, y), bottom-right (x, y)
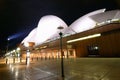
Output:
top-left (0, 58), bottom-right (120, 80)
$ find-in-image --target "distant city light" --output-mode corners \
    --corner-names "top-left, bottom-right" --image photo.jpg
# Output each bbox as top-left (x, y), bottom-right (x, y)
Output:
top-left (8, 32), bottom-right (25, 40)
top-left (7, 38), bottom-right (10, 41)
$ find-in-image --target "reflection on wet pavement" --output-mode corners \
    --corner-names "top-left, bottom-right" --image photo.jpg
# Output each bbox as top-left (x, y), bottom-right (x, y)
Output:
top-left (0, 58), bottom-right (120, 80)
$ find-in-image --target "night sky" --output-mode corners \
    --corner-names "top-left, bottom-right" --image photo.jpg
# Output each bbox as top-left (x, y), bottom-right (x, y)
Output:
top-left (0, 0), bottom-right (120, 53)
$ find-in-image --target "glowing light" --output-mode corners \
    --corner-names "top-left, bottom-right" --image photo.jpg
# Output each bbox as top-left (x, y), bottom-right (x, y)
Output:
top-left (7, 38), bottom-right (10, 41)
top-left (67, 33), bottom-right (101, 43)
top-left (17, 47), bottom-right (20, 51)
top-left (15, 71), bottom-right (18, 77)
top-left (111, 18), bottom-right (120, 22)
top-left (24, 42), bottom-right (29, 47)
top-left (11, 67), bottom-right (14, 72)
top-left (26, 50), bottom-right (30, 57)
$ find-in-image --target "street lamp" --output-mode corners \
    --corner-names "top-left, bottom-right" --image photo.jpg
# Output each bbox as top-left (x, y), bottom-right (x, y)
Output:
top-left (16, 47), bottom-right (21, 62)
top-left (24, 42), bottom-right (30, 65)
top-left (24, 42), bottom-right (35, 65)
top-left (57, 26), bottom-right (64, 80)
top-left (16, 47), bottom-right (21, 57)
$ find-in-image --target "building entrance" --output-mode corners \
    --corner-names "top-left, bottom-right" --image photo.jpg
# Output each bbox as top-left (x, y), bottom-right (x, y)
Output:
top-left (87, 45), bottom-right (99, 56)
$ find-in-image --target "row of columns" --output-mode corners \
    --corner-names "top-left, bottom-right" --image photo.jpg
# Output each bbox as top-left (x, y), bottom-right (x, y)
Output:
top-left (5, 49), bottom-right (75, 64)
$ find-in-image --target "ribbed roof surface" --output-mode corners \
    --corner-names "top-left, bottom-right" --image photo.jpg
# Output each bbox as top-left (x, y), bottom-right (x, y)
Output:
top-left (90, 10), bottom-right (120, 23)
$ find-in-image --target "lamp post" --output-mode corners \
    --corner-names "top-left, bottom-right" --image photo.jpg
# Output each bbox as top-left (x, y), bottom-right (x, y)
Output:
top-left (24, 42), bottom-right (35, 65)
top-left (24, 42), bottom-right (30, 65)
top-left (57, 26), bottom-right (64, 80)
top-left (16, 47), bottom-right (21, 62)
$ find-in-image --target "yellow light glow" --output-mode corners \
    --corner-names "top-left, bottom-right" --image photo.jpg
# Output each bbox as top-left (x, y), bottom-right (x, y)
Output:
top-left (24, 42), bottom-right (29, 47)
top-left (67, 33), bottom-right (101, 43)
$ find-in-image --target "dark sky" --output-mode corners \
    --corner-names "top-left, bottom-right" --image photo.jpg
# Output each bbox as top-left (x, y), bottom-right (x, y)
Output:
top-left (0, 0), bottom-right (120, 51)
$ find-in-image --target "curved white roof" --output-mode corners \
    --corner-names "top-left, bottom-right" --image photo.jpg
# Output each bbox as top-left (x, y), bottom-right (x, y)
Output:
top-left (21, 9), bottom-right (120, 47)
top-left (69, 8), bottom-right (106, 33)
top-left (22, 15), bottom-right (68, 46)
top-left (21, 28), bottom-right (37, 44)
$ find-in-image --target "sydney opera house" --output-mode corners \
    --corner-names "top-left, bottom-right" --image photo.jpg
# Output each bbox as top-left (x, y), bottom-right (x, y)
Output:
top-left (20, 9), bottom-right (120, 59)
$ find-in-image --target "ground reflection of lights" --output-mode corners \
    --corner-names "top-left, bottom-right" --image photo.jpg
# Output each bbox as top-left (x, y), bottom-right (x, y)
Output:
top-left (9, 64), bottom-right (14, 73)
top-left (11, 67), bottom-right (14, 72)
top-left (26, 58), bottom-right (30, 67)
top-left (8, 64), bottom-right (20, 80)
top-left (15, 71), bottom-right (18, 77)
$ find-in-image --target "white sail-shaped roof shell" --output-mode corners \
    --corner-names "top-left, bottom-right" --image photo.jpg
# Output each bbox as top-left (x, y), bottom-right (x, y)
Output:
top-left (22, 15), bottom-right (69, 46)
top-left (35, 15), bottom-right (70, 46)
top-left (69, 9), bottom-right (106, 33)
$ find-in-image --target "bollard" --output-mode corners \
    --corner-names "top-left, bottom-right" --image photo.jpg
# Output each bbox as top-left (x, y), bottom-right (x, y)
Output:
top-left (37, 57), bottom-right (38, 61)
top-left (13, 58), bottom-right (15, 63)
top-left (6, 58), bottom-right (8, 64)
top-left (31, 58), bottom-right (33, 61)
top-left (20, 58), bottom-right (22, 62)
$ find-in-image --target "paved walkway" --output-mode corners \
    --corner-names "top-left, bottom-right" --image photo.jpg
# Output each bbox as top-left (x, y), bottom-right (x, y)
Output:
top-left (0, 58), bottom-right (120, 80)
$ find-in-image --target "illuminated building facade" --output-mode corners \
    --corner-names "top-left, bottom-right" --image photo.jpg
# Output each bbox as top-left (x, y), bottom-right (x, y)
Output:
top-left (20, 9), bottom-right (120, 59)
